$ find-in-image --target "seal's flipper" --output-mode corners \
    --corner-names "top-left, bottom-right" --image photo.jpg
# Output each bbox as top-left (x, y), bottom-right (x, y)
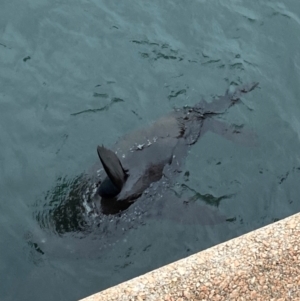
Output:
top-left (97, 145), bottom-right (127, 191)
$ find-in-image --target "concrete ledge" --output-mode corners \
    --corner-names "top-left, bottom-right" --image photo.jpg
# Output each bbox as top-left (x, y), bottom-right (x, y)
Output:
top-left (80, 213), bottom-right (300, 300)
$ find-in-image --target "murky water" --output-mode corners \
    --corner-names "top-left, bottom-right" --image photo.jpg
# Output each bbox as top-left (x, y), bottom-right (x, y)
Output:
top-left (1, 1), bottom-right (300, 300)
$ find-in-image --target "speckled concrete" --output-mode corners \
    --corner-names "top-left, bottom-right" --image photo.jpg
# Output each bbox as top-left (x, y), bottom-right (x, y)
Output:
top-left (80, 212), bottom-right (300, 301)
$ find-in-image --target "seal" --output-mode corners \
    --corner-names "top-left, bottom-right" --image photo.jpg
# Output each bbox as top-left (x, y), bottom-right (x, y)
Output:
top-left (30, 82), bottom-right (259, 258)
top-left (95, 82), bottom-right (259, 214)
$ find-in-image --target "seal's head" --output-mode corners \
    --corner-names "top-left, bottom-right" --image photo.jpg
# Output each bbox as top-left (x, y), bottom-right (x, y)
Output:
top-left (96, 143), bottom-right (173, 214)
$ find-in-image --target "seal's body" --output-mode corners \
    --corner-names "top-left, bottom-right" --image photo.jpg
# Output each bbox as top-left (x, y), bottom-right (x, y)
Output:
top-left (96, 82), bottom-right (258, 214)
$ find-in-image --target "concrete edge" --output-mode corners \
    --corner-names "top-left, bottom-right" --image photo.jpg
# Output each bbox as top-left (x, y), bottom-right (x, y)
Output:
top-left (80, 212), bottom-right (300, 300)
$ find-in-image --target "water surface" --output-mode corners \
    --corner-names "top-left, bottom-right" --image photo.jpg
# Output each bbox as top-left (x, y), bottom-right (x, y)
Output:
top-left (1, 1), bottom-right (300, 300)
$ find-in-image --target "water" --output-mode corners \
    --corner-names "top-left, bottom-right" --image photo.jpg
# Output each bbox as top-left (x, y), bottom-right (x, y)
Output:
top-left (1, 1), bottom-right (300, 300)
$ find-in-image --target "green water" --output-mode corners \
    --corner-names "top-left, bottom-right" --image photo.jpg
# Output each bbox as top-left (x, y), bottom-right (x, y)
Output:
top-left (1, 1), bottom-right (300, 300)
